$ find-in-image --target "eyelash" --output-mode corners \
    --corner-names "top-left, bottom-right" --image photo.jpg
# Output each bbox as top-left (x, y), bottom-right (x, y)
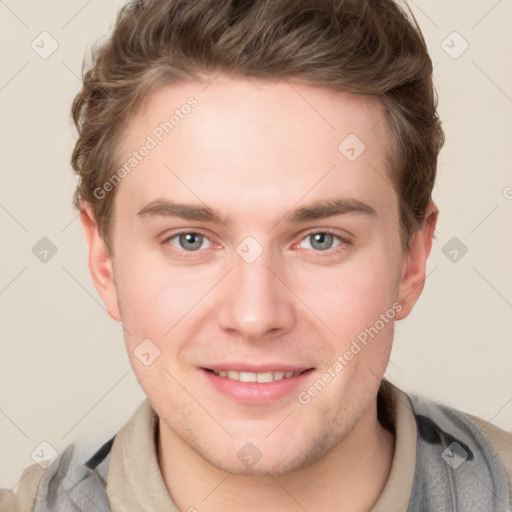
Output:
top-left (161, 229), bottom-right (350, 259)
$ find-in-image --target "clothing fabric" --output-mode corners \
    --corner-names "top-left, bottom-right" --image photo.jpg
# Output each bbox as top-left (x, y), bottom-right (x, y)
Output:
top-left (2, 381), bottom-right (511, 512)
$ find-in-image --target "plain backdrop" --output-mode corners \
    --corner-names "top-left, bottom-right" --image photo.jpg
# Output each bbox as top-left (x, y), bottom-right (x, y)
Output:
top-left (1, 0), bottom-right (511, 489)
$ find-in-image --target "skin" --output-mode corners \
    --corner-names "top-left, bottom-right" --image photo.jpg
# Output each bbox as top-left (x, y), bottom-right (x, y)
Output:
top-left (81, 77), bottom-right (437, 511)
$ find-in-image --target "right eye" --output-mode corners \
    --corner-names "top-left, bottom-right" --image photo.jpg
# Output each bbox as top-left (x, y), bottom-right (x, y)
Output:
top-left (163, 231), bottom-right (213, 253)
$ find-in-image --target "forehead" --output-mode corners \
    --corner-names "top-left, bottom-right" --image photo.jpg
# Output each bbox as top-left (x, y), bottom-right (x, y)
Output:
top-left (126, 76), bottom-right (390, 156)
top-left (116, 77), bottom-right (396, 224)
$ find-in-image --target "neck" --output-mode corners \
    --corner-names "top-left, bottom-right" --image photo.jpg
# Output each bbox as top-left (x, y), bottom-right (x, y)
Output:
top-left (157, 399), bottom-right (394, 512)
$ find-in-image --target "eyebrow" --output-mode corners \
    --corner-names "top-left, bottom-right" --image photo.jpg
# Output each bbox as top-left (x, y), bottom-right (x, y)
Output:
top-left (136, 197), bottom-right (376, 225)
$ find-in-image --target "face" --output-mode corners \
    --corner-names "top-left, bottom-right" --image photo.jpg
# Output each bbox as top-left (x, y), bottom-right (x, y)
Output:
top-left (84, 77), bottom-right (432, 475)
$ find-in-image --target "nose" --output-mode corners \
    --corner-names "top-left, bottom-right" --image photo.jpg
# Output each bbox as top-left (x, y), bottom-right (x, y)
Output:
top-left (217, 245), bottom-right (296, 342)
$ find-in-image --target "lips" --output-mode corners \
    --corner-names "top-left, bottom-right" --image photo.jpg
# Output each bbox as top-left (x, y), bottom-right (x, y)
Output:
top-left (200, 366), bottom-right (314, 403)
top-left (207, 369), bottom-right (304, 383)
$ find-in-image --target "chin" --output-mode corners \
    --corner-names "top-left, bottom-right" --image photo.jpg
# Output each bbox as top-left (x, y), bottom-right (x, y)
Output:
top-left (196, 428), bottom-right (336, 477)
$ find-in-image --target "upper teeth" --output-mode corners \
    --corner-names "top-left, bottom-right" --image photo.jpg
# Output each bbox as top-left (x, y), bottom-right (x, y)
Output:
top-left (212, 370), bottom-right (301, 383)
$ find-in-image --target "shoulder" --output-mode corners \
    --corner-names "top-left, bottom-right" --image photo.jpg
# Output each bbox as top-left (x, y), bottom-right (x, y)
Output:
top-left (468, 413), bottom-right (512, 491)
top-left (410, 391), bottom-right (511, 474)
top-left (0, 463), bottom-right (45, 512)
top-left (406, 389), bottom-right (512, 508)
top-left (1, 437), bottom-right (115, 512)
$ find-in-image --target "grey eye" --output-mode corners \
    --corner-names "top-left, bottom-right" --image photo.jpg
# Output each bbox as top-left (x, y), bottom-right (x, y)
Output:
top-left (309, 232), bottom-right (334, 251)
top-left (299, 232), bottom-right (342, 251)
top-left (172, 233), bottom-right (210, 251)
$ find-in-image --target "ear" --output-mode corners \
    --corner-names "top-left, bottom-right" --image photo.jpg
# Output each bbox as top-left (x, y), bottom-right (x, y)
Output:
top-left (80, 204), bottom-right (121, 322)
top-left (395, 202), bottom-right (438, 320)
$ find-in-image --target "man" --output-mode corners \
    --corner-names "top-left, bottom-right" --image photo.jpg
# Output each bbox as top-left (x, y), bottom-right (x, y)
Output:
top-left (2, 0), bottom-right (511, 511)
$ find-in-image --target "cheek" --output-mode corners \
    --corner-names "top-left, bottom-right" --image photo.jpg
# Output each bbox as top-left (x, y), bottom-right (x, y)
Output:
top-left (114, 246), bottom-right (210, 333)
top-left (293, 249), bottom-right (401, 336)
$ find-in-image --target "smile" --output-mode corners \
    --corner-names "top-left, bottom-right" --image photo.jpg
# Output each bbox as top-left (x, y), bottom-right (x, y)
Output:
top-left (201, 366), bottom-right (314, 403)
top-left (210, 370), bottom-right (303, 383)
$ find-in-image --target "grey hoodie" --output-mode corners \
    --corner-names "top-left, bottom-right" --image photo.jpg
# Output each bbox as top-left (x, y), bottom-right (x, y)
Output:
top-left (31, 393), bottom-right (511, 512)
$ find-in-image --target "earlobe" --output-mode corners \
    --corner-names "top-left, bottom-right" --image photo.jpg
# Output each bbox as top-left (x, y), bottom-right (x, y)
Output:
top-left (79, 205), bottom-right (121, 322)
top-left (395, 203), bottom-right (438, 320)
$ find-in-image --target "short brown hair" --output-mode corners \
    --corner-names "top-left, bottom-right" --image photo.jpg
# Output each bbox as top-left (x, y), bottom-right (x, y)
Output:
top-left (71, 0), bottom-right (444, 251)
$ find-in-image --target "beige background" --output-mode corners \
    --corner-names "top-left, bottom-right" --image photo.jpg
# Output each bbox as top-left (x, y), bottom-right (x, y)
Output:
top-left (1, 0), bottom-right (511, 489)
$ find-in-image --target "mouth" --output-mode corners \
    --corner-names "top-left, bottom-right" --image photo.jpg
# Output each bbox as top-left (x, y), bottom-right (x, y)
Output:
top-left (200, 367), bottom-right (315, 403)
top-left (204, 368), bottom-right (306, 382)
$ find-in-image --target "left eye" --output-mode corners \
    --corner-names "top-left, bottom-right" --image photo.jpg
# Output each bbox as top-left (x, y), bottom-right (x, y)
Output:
top-left (168, 232), bottom-right (212, 251)
top-left (299, 232), bottom-right (343, 251)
